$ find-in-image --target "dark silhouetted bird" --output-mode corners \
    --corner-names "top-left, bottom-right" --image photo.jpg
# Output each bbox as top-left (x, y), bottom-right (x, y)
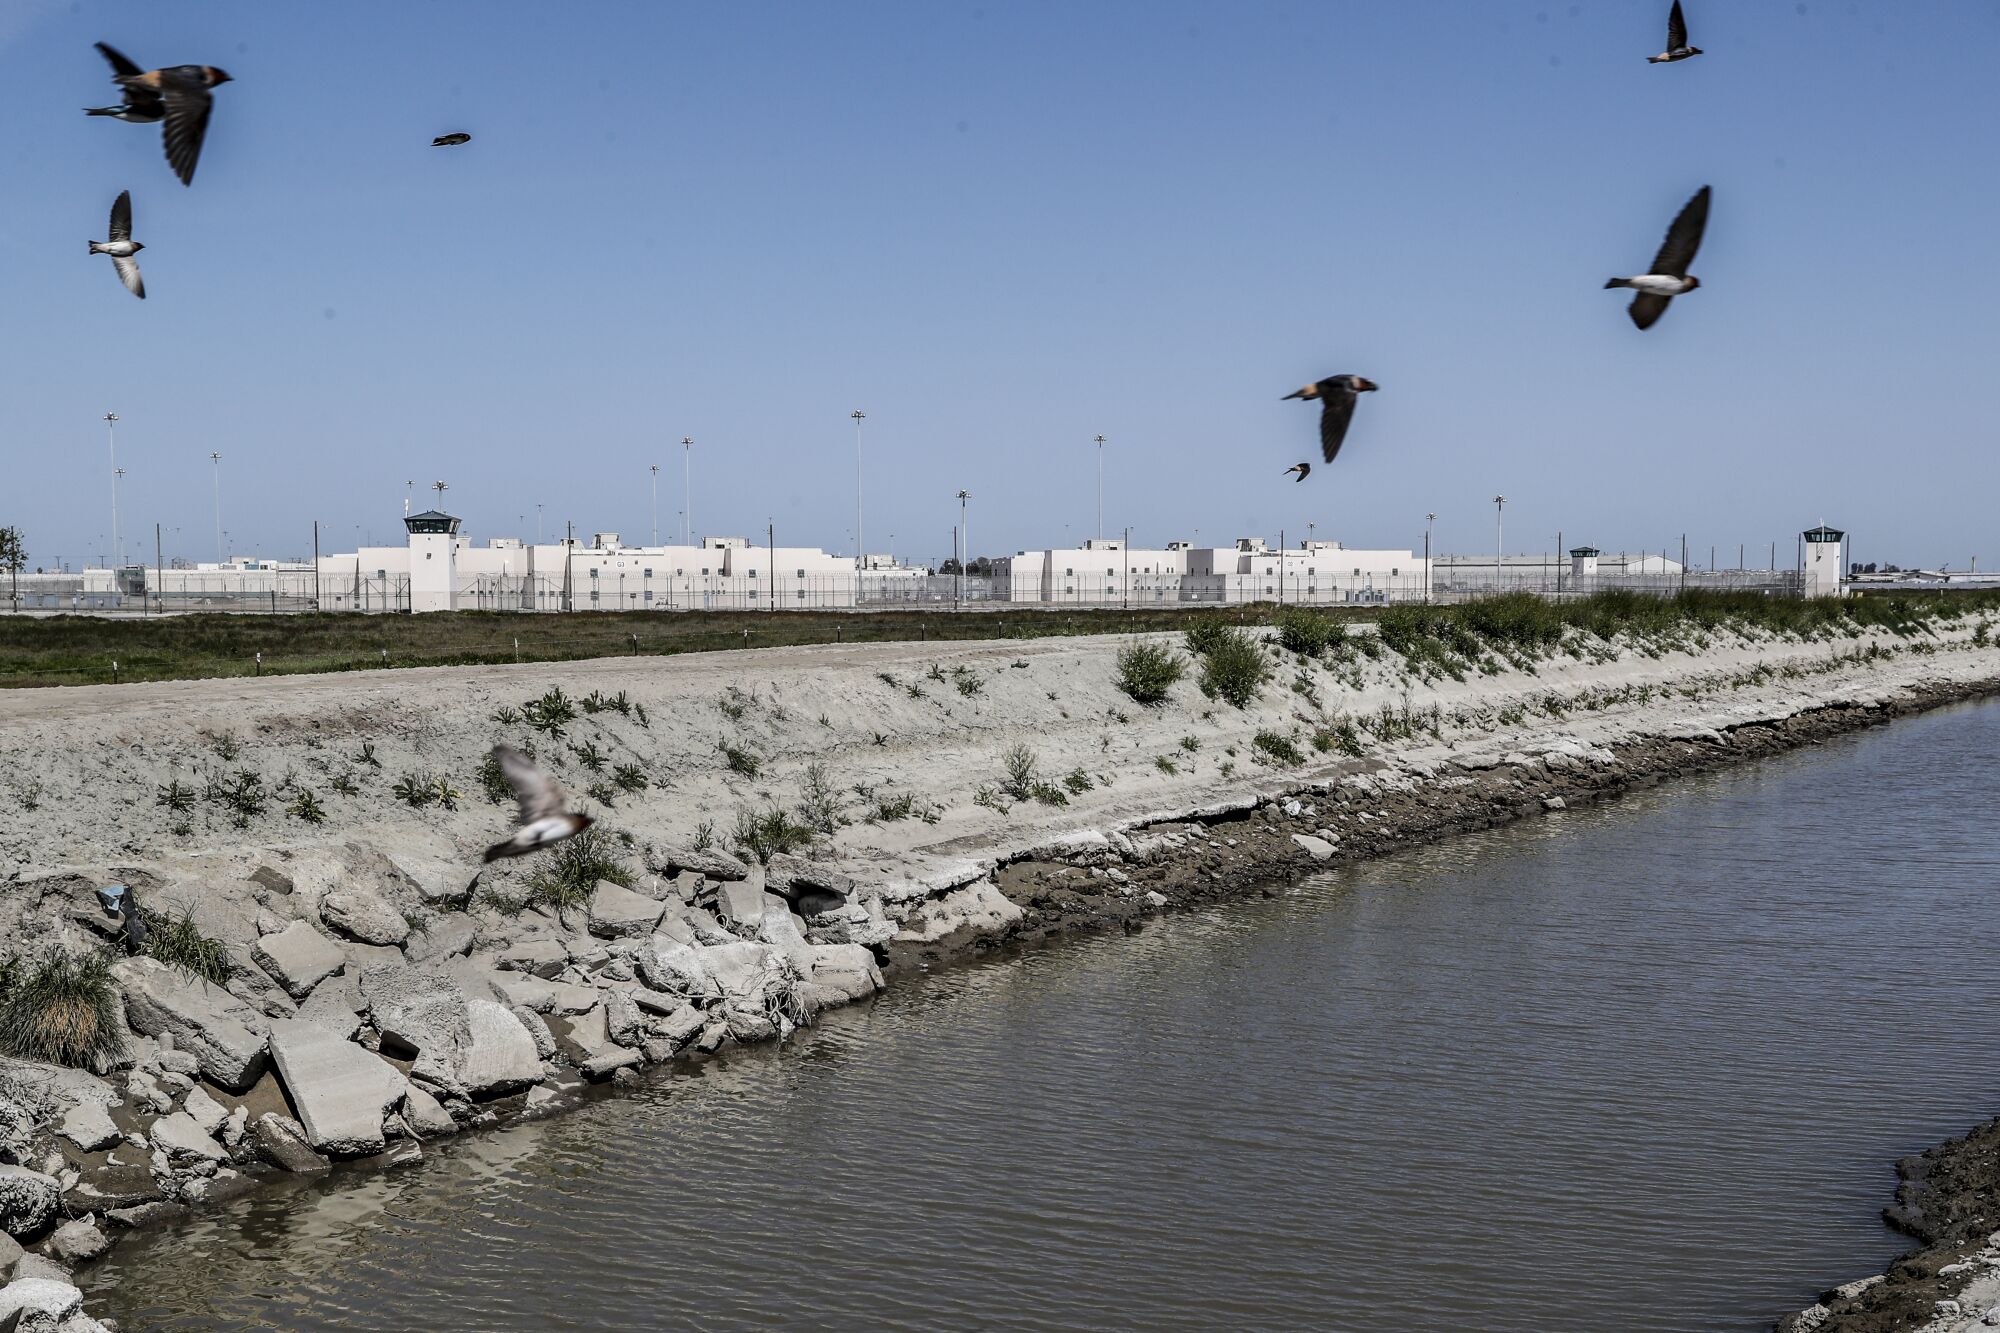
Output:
top-left (82, 43), bottom-right (163, 122)
top-left (1282, 375), bottom-right (1379, 465)
top-left (88, 190), bottom-right (145, 300)
top-left (483, 745), bottom-right (593, 862)
top-left (1284, 463), bottom-right (1311, 483)
top-left (1604, 186), bottom-right (1711, 330)
top-left (432, 132), bottom-right (472, 147)
top-left (1648, 2), bottom-right (1703, 63)
top-left (94, 54), bottom-right (232, 185)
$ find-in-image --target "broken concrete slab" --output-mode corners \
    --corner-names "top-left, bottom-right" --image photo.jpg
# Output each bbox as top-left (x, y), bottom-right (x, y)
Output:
top-left (249, 1114), bottom-right (329, 1175)
top-left (147, 1112), bottom-right (225, 1164)
top-left (109, 958), bottom-right (268, 1092)
top-left (320, 889), bottom-right (409, 947)
top-left (891, 880), bottom-right (1024, 945)
top-left (456, 1002), bottom-right (540, 1098)
top-left (587, 880), bottom-right (665, 939)
top-left (55, 1103), bottom-right (118, 1155)
top-left (249, 921), bottom-right (346, 1001)
top-left (266, 1020), bottom-right (408, 1157)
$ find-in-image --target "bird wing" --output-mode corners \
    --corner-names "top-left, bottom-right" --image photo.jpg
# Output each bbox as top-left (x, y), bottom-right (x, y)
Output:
top-left (95, 41), bottom-right (144, 79)
top-left (108, 190), bottom-right (132, 242)
top-left (1648, 185), bottom-right (1710, 277)
top-left (494, 744), bottom-right (565, 824)
top-left (1318, 390), bottom-right (1359, 463)
top-left (158, 78), bottom-right (215, 186)
top-left (112, 254), bottom-right (145, 299)
top-left (1627, 292), bottom-right (1671, 330)
top-left (1667, 0), bottom-right (1689, 50)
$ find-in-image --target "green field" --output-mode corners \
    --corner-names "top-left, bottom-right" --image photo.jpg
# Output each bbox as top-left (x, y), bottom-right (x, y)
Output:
top-left (0, 606), bottom-right (1298, 688)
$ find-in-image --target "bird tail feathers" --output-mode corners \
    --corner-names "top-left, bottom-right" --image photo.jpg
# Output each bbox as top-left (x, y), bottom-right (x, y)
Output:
top-left (83, 105), bottom-right (121, 116)
top-left (1603, 278), bottom-right (1631, 289)
top-left (88, 242), bottom-right (105, 255)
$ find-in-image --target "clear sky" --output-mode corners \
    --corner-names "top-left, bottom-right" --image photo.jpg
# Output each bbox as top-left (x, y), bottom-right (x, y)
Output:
top-left (2, 1), bottom-right (1994, 573)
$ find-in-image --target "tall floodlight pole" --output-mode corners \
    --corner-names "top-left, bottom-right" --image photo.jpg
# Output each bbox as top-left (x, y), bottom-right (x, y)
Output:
top-left (1493, 495), bottom-right (1506, 590)
top-left (682, 437), bottom-right (694, 546)
top-left (536, 503), bottom-right (544, 544)
top-left (649, 464), bottom-right (660, 546)
top-left (957, 489), bottom-right (971, 608)
top-left (852, 411), bottom-right (866, 561)
top-left (210, 452), bottom-right (223, 562)
top-left (1094, 435), bottom-right (1105, 541)
top-left (103, 414), bottom-right (120, 567)
top-left (1425, 512), bottom-right (1436, 603)
top-left (433, 480), bottom-right (448, 508)
top-left (113, 468), bottom-right (126, 566)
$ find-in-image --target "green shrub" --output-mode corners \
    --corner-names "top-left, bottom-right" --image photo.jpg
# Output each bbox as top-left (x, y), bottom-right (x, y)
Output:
top-left (1184, 617), bottom-right (1237, 657)
top-left (733, 806), bottom-right (816, 864)
top-left (797, 762), bottom-right (847, 834)
top-left (524, 825), bottom-right (631, 909)
top-left (612, 763), bottom-right (649, 794)
top-left (720, 743), bottom-right (761, 778)
top-left (1252, 730), bottom-right (1306, 767)
top-left (0, 948), bottom-right (126, 1068)
top-left (285, 789), bottom-right (327, 824)
top-left (477, 751), bottom-right (513, 804)
top-left (1115, 640), bottom-right (1187, 706)
top-left (206, 769), bottom-right (267, 823)
top-left (572, 740), bottom-right (607, 772)
top-left (156, 778), bottom-right (195, 814)
top-left (1273, 607), bottom-right (1346, 657)
top-left (523, 686), bottom-right (578, 735)
top-left (393, 771), bottom-right (438, 808)
top-left (1197, 629), bottom-right (1271, 708)
top-left (1155, 755), bottom-right (1180, 776)
top-left (1000, 743), bottom-right (1040, 800)
top-left (1030, 780), bottom-right (1070, 806)
top-left (1062, 767), bottom-right (1095, 794)
top-left (144, 907), bottom-right (232, 985)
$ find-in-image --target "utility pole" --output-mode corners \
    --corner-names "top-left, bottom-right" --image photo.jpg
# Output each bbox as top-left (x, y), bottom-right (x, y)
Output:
top-left (313, 520), bottom-right (321, 611)
top-left (112, 469), bottom-right (125, 569)
top-left (1094, 434), bottom-right (1105, 541)
top-left (1681, 533), bottom-right (1688, 594)
top-left (1279, 527), bottom-right (1286, 606)
top-left (1557, 529), bottom-right (1564, 595)
top-left (1493, 495), bottom-right (1506, 592)
top-left (104, 413), bottom-right (120, 567)
top-left (210, 452), bottom-right (223, 562)
top-left (650, 464), bottom-right (659, 546)
top-left (852, 411), bottom-right (866, 562)
top-left (682, 437), bottom-right (694, 546)
top-left (957, 490), bottom-right (971, 610)
top-left (1123, 525), bottom-right (1130, 611)
top-left (153, 523), bottom-right (161, 617)
top-left (768, 520), bottom-right (775, 612)
top-left (1425, 513), bottom-right (1435, 604)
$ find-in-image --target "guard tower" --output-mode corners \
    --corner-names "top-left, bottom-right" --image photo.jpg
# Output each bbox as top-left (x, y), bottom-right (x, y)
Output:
top-left (405, 509), bottom-right (460, 613)
top-left (1803, 524), bottom-right (1845, 598)
top-left (1568, 546), bottom-right (1601, 589)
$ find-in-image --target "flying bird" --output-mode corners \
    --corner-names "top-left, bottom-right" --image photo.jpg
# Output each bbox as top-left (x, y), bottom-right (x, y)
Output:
top-left (1283, 463), bottom-right (1311, 483)
top-left (1282, 375), bottom-right (1379, 465)
top-left (482, 744), bottom-right (593, 862)
top-left (1648, 2), bottom-right (1703, 63)
top-left (1604, 186), bottom-right (1710, 330)
top-left (432, 132), bottom-right (472, 147)
top-left (82, 43), bottom-right (163, 122)
top-left (88, 190), bottom-right (145, 300)
top-left (95, 53), bottom-right (232, 185)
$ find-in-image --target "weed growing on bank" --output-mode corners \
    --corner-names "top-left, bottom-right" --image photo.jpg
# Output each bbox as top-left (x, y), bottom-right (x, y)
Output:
top-left (1191, 627), bottom-right (1271, 708)
top-left (1114, 640), bottom-right (1187, 706)
top-left (523, 825), bottom-right (631, 909)
top-left (144, 907), bottom-right (232, 985)
top-left (0, 948), bottom-right (126, 1069)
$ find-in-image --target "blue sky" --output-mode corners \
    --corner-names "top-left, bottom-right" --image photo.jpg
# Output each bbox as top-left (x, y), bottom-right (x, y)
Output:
top-left (2, 1), bottom-right (1994, 572)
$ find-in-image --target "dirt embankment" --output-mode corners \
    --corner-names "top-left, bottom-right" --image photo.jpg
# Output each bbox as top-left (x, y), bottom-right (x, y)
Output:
top-left (3, 615), bottom-right (1999, 1317)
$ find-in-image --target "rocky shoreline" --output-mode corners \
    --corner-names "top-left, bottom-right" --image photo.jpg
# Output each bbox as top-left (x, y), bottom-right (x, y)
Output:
top-left (5, 616), bottom-right (2000, 1331)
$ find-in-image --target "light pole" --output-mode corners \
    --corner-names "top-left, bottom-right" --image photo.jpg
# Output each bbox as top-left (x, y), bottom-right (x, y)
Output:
top-left (433, 480), bottom-right (448, 509)
top-left (1424, 513), bottom-right (1436, 603)
top-left (103, 413), bottom-right (120, 567)
top-left (209, 452), bottom-right (223, 562)
top-left (113, 468), bottom-right (125, 566)
top-left (1094, 434), bottom-right (1105, 541)
top-left (682, 436), bottom-right (694, 546)
top-left (1493, 496), bottom-right (1506, 590)
top-left (957, 489), bottom-right (971, 607)
top-left (852, 411), bottom-right (866, 561)
top-left (536, 503), bottom-right (543, 544)
top-left (649, 464), bottom-right (660, 546)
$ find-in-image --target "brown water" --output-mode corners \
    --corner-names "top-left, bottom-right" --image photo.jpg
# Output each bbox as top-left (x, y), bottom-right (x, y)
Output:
top-left (86, 700), bottom-right (2000, 1331)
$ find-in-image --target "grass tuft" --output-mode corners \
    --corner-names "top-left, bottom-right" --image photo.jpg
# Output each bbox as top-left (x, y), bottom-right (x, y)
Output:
top-left (0, 948), bottom-right (126, 1068)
